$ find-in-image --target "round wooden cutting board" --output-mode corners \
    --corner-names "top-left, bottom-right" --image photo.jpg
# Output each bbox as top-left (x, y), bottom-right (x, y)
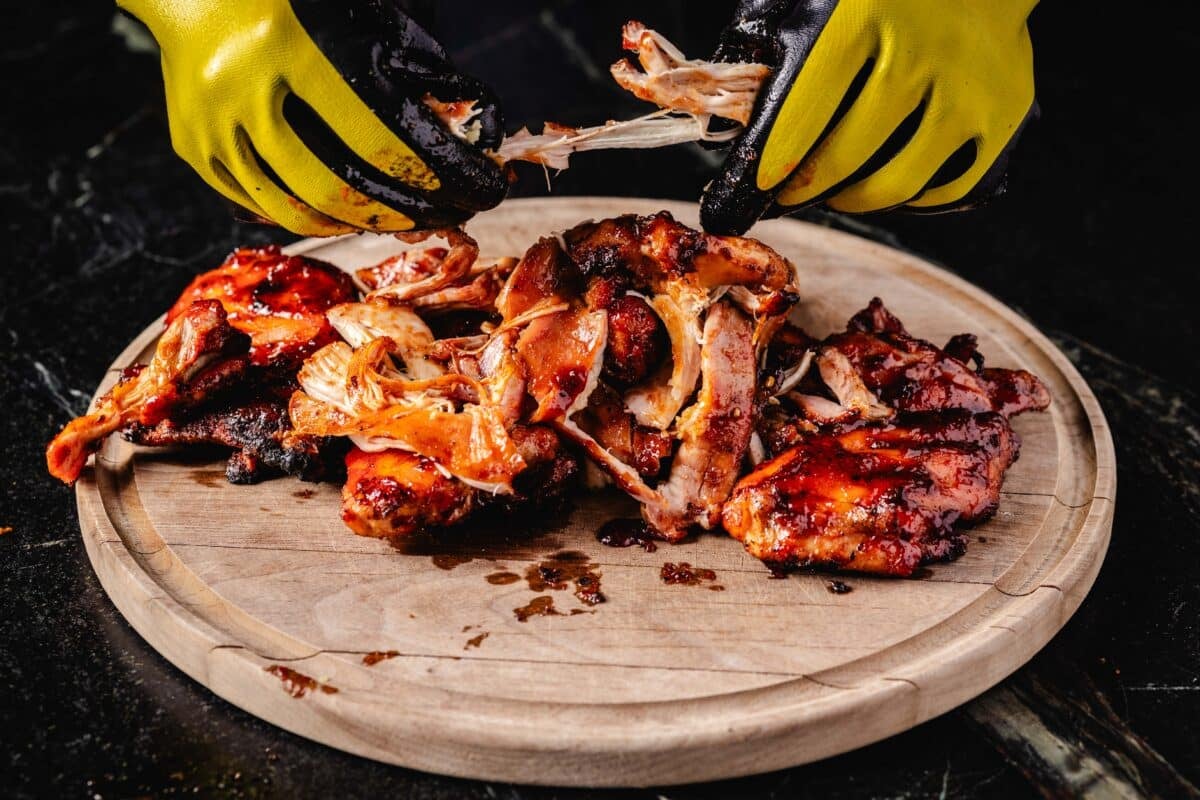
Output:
top-left (75, 197), bottom-right (1114, 787)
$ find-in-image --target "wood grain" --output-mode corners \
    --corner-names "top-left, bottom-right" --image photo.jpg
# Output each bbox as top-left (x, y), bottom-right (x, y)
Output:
top-left (74, 197), bottom-right (1115, 787)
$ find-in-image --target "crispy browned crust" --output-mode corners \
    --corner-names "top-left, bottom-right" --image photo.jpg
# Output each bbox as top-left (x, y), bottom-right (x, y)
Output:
top-left (724, 411), bottom-right (1016, 576)
top-left (124, 401), bottom-right (331, 484)
top-left (727, 299), bottom-right (1051, 576)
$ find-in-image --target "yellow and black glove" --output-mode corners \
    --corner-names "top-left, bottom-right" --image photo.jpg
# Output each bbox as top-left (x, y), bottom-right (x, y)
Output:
top-left (118, 0), bottom-right (507, 235)
top-left (701, 0), bottom-right (1039, 234)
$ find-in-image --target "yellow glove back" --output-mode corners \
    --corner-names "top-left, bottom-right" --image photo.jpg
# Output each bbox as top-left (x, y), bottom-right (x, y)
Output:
top-left (702, 0), bottom-right (1038, 234)
top-left (117, 0), bottom-right (508, 235)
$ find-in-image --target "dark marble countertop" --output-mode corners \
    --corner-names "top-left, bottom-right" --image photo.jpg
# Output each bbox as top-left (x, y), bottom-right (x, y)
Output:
top-left (3, 3), bottom-right (1198, 798)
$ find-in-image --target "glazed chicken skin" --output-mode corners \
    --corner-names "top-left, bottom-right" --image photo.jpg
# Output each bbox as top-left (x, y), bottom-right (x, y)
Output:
top-left (341, 424), bottom-right (579, 537)
top-left (723, 411), bottom-right (1018, 575)
top-left (723, 300), bottom-right (1051, 576)
top-left (127, 246), bottom-right (357, 483)
top-left (821, 298), bottom-right (1050, 418)
top-left (168, 244), bottom-right (356, 370)
top-left (46, 300), bottom-right (249, 484)
top-left (342, 447), bottom-right (474, 537)
top-left (48, 247), bottom-right (354, 486)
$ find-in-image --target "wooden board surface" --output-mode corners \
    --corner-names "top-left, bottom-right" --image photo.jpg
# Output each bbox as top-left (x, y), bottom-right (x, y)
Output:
top-left (75, 197), bottom-right (1115, 787)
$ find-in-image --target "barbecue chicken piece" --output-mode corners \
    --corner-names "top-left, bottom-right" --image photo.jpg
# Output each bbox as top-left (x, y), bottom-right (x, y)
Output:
top-left (342, 446), bottom-right (475, 537)
top-left (644, 302), bottom-right (756, 536)
top-left (723, 411), bottom-right (1019, 576)
top-left (544, 212), bottom-right (797, 540)
top-left (295, 304), bottom-right (577, 536)
top-left (134, 246), bottom-right (356, 483)
top-left (167, 245), bottom-right (356, 369)
top-left (820, 298), bottom-right (1051, 417)
top-left (288, 337), bottom-right (525, 493)
top-left (723, 300), bottom-right (1051, 575)
top-left (125, 401), bottom-right (329, 484)
top-left (563, 211), bottom-right (798, 430)
top-left (572, 385), bottom-right (673, 481)
top-left (50, 245), bottom-right (357, 486)
top-left (302, 212), bottom-right (795, 540)
top-left (47, 300), bottom-right (249, 483)
top-left (356, 235), bottom-right (516, 314)
top-left (341, 424), bottom-right (579, 537)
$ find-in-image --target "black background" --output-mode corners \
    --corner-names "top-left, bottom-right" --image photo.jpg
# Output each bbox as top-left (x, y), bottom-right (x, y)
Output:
top-left (3, 2), bottom-right (1198, 798)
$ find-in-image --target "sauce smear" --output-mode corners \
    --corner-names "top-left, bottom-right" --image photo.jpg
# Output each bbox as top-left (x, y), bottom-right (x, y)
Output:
top-left (524, 550), bottom-right (606, 605)
top-left (362, 650), bottom-right (400, 666)
top-left (264, 665), bottom-right (338, 697)
top-left (660, 562), bottom-right (722, 591)
top-left (596, 518), bottom-right (660, 552)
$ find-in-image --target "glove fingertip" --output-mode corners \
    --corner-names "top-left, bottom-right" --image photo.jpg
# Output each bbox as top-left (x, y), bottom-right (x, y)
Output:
top-left (701, 151), bottom-right (776, 235)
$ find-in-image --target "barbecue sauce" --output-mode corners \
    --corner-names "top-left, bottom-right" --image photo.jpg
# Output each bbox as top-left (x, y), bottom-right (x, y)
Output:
top-left (524, 550), bottom-right (606, 605)
top-left (431, 554), bottom-right (473, 570)
top-left (660, 562), bottom-right (722, 591)
top-left (596, 518), bottom-right (659, 552)
top-left (263, 665), bottom-right (337, 697)
top-left (362, 650), bottom-right (400, 666)
top-left (513, 595), bottom-right (562, 622)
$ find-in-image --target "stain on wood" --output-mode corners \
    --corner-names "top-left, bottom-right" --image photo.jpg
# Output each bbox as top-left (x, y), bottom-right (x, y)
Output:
top-left (362, 650), bottom-right (400, 667)
top-left (264, 665), bottom-right (337, 698)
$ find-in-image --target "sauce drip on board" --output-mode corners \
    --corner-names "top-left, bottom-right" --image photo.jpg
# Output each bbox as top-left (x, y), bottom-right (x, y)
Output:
top-left (524, 550), bottom-right (606, 605)
top-left (596, 518), bottom-right (660, 552)
top-left (431, 554), bottom-right (473, 570)
top-left (660, 562), bottom-right (723, 591)
top-left (362, 650), bottom-right (400, 666)
top-left (263, 665), bottom-right (338, 697)
top-left (514, 595), bottom-right (561, 622)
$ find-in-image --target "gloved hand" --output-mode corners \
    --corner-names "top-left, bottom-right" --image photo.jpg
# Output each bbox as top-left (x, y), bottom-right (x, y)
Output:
top-left (117, 0), bottom-right (507, 235)
top-left (701, 0), bottom-right (1038, 235)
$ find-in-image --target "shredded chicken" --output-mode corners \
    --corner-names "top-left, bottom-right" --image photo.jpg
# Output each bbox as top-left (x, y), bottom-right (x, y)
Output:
top-left (362, 229), bottom-right (480, 306)
top-left (425, 21), bottom-right (768, 170)
top-left (562, 212), bottom-right (799, 430)
top-left (493, 112), bottom-right (738, 171)
top-left (816, 347), bottom-right (895, 421)
top-left (516, 308), bottom-right (609, 424)
top-left (46, 300), bottom-right (249, 484)
top-left (645, 302), bottom-right (756, 537)
top-left (611, 21), bottom-right (770, 126)
top-left (326, 302), bottom-right (442, 380)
